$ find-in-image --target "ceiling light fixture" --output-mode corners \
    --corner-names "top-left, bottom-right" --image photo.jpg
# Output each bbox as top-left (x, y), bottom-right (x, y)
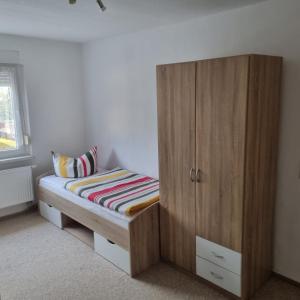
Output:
top-left (69, 0), bottom-right (106, 12)
top-left (96, 0), bottom-right (106, 11)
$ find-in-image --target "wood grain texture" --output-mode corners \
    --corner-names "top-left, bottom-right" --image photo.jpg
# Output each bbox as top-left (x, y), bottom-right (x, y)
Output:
top-left (157, 62), bottom-right (196, 272)
top-left (38, 186), bottom-right (130, 250)
top-left (156, 55), bottom-right (282, 298)
top-left (195, 56), bottom-right (249, 252)
top-left (242, 55), bottom-right (282, 299)
top-left (129, 203), bottom-right (160, 276)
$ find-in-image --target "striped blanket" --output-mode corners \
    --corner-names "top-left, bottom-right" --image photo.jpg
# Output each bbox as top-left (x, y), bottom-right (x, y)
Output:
top-left (64, 168), bottom-right (159, 216)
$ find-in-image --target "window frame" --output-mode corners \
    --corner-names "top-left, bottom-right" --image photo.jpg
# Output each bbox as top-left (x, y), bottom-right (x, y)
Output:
top-left (0, 63), bottom-right (31, 161)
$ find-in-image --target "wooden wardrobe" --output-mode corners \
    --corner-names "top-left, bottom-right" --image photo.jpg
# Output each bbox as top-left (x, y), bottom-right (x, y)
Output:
top-left (156, 55), bottom-right (282, 299)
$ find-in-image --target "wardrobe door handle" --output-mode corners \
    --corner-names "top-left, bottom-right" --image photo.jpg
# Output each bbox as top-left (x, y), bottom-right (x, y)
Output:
top-left (196, 169), bottom-right (202, 183)
top-left (190, 168), bottom-right (196, 182)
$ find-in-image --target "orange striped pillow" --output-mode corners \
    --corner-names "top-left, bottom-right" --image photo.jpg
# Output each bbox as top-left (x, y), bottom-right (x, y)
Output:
top-left (51, 146), bottom-right (97, 178)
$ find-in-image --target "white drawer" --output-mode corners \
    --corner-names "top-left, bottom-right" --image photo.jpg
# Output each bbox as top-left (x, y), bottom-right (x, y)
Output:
top-left (39, 200), bottom-right (63, 229)
top-left (196, 256), bottom-right (241, 296)
top-left (94, 232), bottom-right (131, 274)
top-left (196, 236), bottom-right (241, 275)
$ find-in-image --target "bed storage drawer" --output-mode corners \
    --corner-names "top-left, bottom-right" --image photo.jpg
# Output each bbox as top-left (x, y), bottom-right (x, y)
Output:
top-left (39, 200), bottom-right (63, 229)
top-left (196, 236), bottom-right (241, 275)
top-left (94, 232), bottom-right (131, 274)
top-left (196, 256), bottom-right (241, 296)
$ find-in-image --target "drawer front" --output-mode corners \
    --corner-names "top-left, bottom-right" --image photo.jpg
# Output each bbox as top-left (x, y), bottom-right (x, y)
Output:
top-left (196, 236), bottom-right (241, 275)
top-left (94, 232), bottom-right (131, 274)
top-left (196, 256), bottom-right (241, 296)
top-left (39, 200), bottom-right (63, 228)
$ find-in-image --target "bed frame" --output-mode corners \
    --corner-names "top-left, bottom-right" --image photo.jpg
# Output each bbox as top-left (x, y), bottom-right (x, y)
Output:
top-left (37, 172), bottom-right (160, 276)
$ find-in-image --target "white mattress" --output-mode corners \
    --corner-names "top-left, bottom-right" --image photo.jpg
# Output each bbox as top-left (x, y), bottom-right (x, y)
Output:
top-left (39, 173), bottom-right (133, 229)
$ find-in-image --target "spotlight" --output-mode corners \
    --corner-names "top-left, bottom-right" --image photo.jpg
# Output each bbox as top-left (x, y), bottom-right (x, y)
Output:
top-left (96, 0), bottom-right (106, 11)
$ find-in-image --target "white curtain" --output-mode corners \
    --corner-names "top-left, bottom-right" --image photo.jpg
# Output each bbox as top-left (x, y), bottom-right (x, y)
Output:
top-left (0, 64), bottom-right (30, 158)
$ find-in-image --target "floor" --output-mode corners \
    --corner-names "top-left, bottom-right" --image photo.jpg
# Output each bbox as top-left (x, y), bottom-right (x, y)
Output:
top-left (0, 212), bottom-right (300, 300)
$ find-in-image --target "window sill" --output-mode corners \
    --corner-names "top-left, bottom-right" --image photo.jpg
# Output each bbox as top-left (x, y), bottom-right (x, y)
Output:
top-left (0, 155), bottom-right (33, 164)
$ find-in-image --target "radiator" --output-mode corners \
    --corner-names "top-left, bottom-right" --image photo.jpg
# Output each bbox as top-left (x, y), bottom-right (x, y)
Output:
top-left (0, 166), bottom-right (34, 209)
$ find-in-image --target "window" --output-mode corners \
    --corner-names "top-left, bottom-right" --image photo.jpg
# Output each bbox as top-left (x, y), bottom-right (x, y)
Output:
top-left (0, 64), bottom-right (31, 160)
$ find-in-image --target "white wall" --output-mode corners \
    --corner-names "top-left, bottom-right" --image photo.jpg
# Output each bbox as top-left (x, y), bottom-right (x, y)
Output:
top-left (0, 34), bottom-right (86, 215)
top-left (0, 34), bottom-right (86, 174)
top-left (82, 0), bottom-right (300, 282)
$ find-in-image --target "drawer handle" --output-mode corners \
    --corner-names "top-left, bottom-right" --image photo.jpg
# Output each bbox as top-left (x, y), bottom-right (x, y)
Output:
top-left (211, 251), bottom-right (224, 260)
top-left (210, 271), bottom-right (223, 280)
top-left (47, 204), bottom-right (53, 208)
top-left (107, 239), bottom-right (115, 245)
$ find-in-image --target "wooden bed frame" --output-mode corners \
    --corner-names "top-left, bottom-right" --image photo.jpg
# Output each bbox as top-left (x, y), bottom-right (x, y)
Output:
top-left (37, 172), bottom-right (160, 276)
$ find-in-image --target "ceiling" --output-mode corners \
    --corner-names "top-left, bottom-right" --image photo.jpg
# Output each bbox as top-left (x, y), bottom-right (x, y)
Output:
top-left (0, 0), bottom-right (266, 43)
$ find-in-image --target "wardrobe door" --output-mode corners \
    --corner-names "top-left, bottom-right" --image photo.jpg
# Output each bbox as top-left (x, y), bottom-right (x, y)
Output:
top-left (157, 62), bottom-right (196, 272)
top-left (195, 56), bottom-right (249, 252)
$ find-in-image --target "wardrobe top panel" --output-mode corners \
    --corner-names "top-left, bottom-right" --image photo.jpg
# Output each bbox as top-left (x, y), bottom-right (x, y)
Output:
top-left (156, 54), bottom-right (282, 68)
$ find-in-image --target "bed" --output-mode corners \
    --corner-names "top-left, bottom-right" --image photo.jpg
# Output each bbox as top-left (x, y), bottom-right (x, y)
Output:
top-left (37, 169), bottom-right (160, 276)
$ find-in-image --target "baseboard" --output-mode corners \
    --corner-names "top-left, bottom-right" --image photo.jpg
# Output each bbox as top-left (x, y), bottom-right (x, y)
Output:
top-left (0, 202), bottom-right (37, 220)
top-left (272, 271), bottom-right (300, 288)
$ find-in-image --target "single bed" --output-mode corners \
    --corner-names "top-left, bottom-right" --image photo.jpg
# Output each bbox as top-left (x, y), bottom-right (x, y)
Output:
top-left (37, 170), bottom-right (159, 276)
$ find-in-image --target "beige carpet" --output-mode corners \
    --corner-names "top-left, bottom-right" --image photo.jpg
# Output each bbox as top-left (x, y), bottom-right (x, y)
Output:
top-left (0, 212), bottom-right (300, 300)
